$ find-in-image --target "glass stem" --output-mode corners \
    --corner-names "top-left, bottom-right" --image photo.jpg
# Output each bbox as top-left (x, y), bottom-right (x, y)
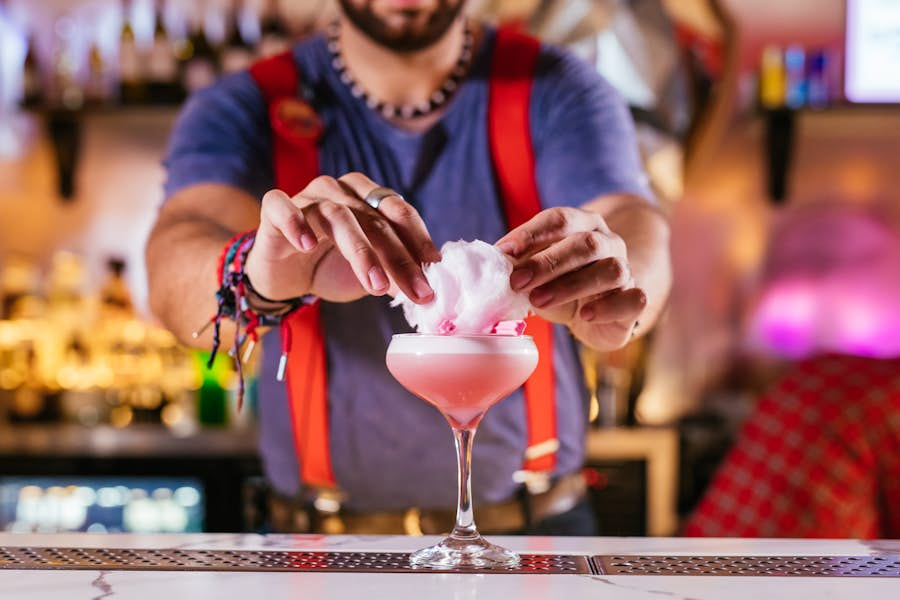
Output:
top-left (450, 426), bottom-right (478, 539)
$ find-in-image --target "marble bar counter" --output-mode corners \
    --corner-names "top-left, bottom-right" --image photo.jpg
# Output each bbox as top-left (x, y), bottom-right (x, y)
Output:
top-left (0, 533), bottom-right (898, 599)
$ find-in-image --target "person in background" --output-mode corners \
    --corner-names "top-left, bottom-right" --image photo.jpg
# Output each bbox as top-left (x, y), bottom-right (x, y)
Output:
top-left (146, 0), bottom-right (671, 535)
top-left (684, 353), bottom-right (900, 538)
top-left (684, 205), bottom-right (900, 538)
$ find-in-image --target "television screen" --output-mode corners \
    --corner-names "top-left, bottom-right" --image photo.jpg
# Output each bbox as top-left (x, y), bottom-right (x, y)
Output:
top-left (845, 0), bottom-right (900, 103)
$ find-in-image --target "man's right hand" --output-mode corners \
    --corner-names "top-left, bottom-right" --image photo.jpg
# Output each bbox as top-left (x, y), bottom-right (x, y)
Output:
top-left (244, 172), bottom-right (441, 304)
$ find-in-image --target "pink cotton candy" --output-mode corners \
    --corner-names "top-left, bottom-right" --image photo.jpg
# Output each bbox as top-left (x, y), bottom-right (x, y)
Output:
top-left (391, 240), bottom-right (531, 335)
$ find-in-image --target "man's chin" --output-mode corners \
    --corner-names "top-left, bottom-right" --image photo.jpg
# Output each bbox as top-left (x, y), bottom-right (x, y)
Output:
top-left (380, 31), bottom-right (443, 53)
top-left (381, 0), bottom-right (434, 8)
top-left (339, 0), bottom-right (465, 54)
top-left (356, 26), bottom-right (450, 54)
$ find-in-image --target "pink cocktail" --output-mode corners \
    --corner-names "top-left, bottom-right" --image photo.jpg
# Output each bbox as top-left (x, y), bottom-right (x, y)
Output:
top-left (386, 334), bottom-right (538, 568)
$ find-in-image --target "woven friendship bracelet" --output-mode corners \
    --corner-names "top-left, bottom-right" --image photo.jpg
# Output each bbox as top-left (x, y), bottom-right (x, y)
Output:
top-left (200, 230), bottom-right (316, 410)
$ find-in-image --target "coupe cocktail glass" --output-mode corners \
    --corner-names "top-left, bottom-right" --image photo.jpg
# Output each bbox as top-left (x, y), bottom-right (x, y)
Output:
top-left (386, 333), bottom-right (539, 568)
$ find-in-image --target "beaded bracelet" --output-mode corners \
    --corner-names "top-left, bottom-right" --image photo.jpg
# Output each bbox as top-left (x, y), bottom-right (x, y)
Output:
top-left (194, 230), bottom-right (315, 409)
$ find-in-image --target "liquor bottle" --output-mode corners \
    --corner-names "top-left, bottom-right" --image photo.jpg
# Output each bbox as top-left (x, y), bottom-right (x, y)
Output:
top-left (119, 3), bottom-right (146, 104)
top-left (146, 2), bottom-right (182, 103)
top-left (0, 257), bottom-right (43, 320)
top-left (806, 50), bottom-right (830, 109)
top-left (784, 44), bottom-right (806, 109)
top-left (85, 44), bottom-right (114, 106)
top-left (46, 109), bottom-right (82, 200)
top-left (180, 13), bottom-right (219, 94)
top-left (257, 0), bottom-right (290, 58)
top-left (194, 351), bottom-right (229, 426)
top-left (100, 257), bottom-right (133, 313)
top-left (220, 3), bottom-right (254, 74)
top-left (759, 45), bottom-right (786, 110)
top-left (48, 32), bottom-right (84, 111)
top-left (22, 34), bottom-right (42, 108)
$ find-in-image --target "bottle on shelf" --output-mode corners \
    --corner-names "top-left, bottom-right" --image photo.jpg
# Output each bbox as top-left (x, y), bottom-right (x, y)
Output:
top-left (146, 1), bottom-right (184, 104)
top-left (759, 45), bottom-right (786, 110)
top-left (784, 44), bottom-right (806, 109)
top-left (0, 256), bottom-right (43, 320)
top-left (0, 257), bottom-right (44, 423)
top-left (179, 11), bottom-right (219, 94)
top-left (22, 34), bottom-right (43, 108)
top-left (0, 250), bottom-right (224, 430)
top-left (194, 351), bottom-right (230, 427)
top-left (220, 2), bottom-right (255, 74)
top-left (46, 109), bottom-right (82, 200)
top-left (119, 1), bottom-right (147, 104)
top-left (49, 36), bottom-right (84, 111)
top-left (257, 0), bottom-right (290, 58)
top-left (100, 257), bottom-right (133, 313)
top-left (85, 44), bottom-right (115, 106)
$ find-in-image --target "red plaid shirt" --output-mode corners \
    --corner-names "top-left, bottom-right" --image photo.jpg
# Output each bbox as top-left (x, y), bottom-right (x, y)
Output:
top-left (684, 354), bottom-right (900, 538)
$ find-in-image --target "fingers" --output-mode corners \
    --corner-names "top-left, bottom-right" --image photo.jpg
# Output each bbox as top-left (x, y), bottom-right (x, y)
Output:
top-left (509, 230), bottom-right (628, 297)
top-left (377, 196), bottom-right (442, 263)
top-left (305, 197), bottom-right (389, 295)
top-left (356, 211), bottom-right (434, 302)
top-left (579, 287), bottom-right (646, 325)
top-left (259, 189), bottom-right (318, 254)
top-left (527, 256), bottom-right (632, 309)
top-left (299, 175), bottom-right (434, 302)
top-left (496, 207), bottom-right (608, 259)
top-left (338, 172), bottom-right (441, 264)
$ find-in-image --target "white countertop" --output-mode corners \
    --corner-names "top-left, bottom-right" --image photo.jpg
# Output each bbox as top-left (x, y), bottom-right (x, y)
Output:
top-left (0, 534), bottom-right (897, 599)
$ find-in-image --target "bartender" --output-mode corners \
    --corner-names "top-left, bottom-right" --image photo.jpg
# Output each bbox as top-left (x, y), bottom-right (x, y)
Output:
top-left (146, 0), bottom-right (671, 535)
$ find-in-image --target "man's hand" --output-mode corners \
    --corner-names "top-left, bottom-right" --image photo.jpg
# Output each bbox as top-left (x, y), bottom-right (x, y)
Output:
top-left (245, 172), bottom-right (441, 304)
top-left (496, 206), bottom-right (647, 350)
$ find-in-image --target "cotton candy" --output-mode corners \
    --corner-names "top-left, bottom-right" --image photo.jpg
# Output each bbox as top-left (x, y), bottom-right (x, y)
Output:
top-left (392, 240), bottom-right (530, 335)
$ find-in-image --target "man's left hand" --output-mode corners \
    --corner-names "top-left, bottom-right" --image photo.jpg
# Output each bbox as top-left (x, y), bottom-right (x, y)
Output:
top-left (496, 206), bottom-right (646, 350)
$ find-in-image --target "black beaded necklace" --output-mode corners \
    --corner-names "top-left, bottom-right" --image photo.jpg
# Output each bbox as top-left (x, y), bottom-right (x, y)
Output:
top-left (327, 20), bottom-right (475, 120)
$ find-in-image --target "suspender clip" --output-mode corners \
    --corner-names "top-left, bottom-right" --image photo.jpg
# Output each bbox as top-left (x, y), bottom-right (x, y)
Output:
top-left (276, 317), bottom-right (292, 381)
top-left (276, 353), bottom-right (288, 381)
top-left (312, 494), bottom-right (341, 514)
top-left (523, 438), bottom-right (560, 461)
top-left (242, 339), bottom-right (257, 364)
top-left (512, 469), bottom-right (553, 495)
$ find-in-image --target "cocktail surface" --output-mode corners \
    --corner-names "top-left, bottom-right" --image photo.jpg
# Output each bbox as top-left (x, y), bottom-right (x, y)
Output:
top-left (386, 335), bottom-right (538, 429)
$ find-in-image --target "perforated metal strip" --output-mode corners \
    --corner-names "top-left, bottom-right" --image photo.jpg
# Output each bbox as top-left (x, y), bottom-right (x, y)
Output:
top-left (0, 547), bottom-right (589, 574)
top-left (592, 555), bottom-right (900, 577)
top-left (1, 548), bottom-right (898, 576)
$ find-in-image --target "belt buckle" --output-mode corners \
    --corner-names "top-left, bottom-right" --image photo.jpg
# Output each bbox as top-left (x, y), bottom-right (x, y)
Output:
top-left (519, 437), bottom-right (559, 495)
top-left (513, 469), bottom-right (553, 495)
top-left (310, 487), bottom-right (347, 534)
top-left (311, 487), bottom-right (344, 513)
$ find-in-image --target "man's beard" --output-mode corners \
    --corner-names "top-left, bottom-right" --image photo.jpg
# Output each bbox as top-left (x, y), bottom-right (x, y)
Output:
top-left (337, 0), bottom-right (466, 53)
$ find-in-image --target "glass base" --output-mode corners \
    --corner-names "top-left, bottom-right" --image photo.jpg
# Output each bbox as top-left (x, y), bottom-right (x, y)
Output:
top-left (410, 534), bottom-right (520, 569)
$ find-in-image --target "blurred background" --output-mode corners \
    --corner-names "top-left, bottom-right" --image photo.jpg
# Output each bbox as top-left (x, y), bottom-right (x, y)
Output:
top-left (0, 0), bottom-right (897, 537)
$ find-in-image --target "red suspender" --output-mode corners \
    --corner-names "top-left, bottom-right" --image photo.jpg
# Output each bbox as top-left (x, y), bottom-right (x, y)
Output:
top-left (249, 27), bottom-right (558, 494)
top-left (488, 27), bottom-right (558, 474)
top-left (280, 309), bottom-right (334, 487)
top-left (250, 53), bottom-right (336, 488)
top-left (249, 53), bottom-right (321, 194)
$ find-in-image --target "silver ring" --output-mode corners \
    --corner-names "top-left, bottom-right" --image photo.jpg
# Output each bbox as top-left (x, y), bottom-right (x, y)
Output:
top-left (363, 186), bottom-right (403, 210)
